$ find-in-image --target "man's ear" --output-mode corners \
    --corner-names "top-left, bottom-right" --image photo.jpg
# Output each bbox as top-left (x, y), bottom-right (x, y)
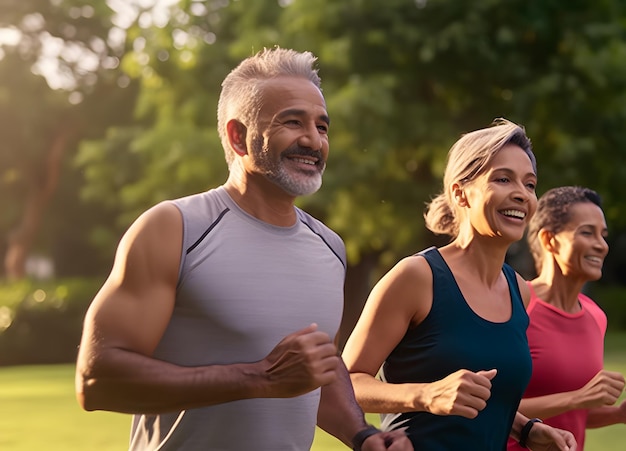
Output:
top-left (226, 119), bottom-right (248, 156)
top-left (451, 183), bottom-right (468, 207)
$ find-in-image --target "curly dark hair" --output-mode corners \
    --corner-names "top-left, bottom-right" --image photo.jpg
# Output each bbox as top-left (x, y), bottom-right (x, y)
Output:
top-left (527, 186), bottom-right (603, 273)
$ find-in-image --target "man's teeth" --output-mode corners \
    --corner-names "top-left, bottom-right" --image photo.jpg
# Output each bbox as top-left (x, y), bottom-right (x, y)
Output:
top-left (292, 157), bottom-right (316, 165)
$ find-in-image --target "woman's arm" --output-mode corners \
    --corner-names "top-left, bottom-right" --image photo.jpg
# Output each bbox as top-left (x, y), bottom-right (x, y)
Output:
top-left (342, 256), bottom-right (495, 418)
top-left (586, 399), bottom-right (626, 428)
top-left (510, 412), bottom-right (577, 451)
top-left (517, 369), bottom-right (625, 421)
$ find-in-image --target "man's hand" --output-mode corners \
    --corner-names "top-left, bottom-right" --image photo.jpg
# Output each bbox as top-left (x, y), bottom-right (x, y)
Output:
top-left (262, 324), bottom-right (340, 397)
top-left (362, 429), bottom-right (413, 450)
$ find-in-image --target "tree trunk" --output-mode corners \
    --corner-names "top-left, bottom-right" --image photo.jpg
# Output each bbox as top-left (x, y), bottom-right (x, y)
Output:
top-left (4, 124), bottom-right (74, 280)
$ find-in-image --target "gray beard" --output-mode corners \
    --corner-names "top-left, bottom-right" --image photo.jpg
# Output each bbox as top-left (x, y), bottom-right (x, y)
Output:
top-left (252, 139), bottom-right (325, 196)
top-left (268, 168), bottom-right (323, 196)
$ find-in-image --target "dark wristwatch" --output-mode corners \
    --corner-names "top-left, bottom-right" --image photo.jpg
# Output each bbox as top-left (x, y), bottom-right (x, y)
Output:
top-left (352, 425), bottom-right (380, 451)
top-left (519, 418), bottom-right (543, 448)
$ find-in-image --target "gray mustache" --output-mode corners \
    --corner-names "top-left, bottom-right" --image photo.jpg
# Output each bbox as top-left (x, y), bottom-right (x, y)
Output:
top-left (283, 147), bottom-right (323, 161)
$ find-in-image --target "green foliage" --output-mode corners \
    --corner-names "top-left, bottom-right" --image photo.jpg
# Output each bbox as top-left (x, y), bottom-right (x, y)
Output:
top-left (0, 0), bottom-right (138, 278)
top-left (2, 0), bottom-right (626, 282)
top-left (590, 284), bottom-right (626, 331)
top-left (0, 278), bottom-right (102, 366)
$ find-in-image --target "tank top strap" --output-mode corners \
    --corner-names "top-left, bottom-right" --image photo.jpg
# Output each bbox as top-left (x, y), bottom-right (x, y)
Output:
top-left (502, 262), bottom-right (525, 311)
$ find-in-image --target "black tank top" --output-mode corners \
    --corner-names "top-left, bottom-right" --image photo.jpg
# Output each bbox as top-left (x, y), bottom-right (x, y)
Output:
top-left (380, 247), bottom-right (532, 450)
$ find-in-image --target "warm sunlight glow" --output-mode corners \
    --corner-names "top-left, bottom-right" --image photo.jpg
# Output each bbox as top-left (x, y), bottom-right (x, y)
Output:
top-left (0, 0), bottom-right (177, 91)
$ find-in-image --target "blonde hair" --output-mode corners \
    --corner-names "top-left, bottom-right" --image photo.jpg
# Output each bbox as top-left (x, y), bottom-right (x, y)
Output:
top-left (217, 47), bottom-right (321, 167)
top-left (424, 118), bottom-right (536, 238)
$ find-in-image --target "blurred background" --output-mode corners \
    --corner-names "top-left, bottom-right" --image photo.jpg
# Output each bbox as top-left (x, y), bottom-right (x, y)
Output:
top-left (1, 0), bottom-right (625, 366)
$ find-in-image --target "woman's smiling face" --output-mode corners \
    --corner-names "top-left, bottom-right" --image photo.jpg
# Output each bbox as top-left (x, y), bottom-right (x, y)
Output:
top-left (551, 201), bottom-right (609, 282)
top-left (460, 144), bottom-right (537, 242)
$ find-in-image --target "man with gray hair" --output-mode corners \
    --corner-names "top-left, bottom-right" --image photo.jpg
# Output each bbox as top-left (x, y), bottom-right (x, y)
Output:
top-left (75, 47), bottom-right (412, 451)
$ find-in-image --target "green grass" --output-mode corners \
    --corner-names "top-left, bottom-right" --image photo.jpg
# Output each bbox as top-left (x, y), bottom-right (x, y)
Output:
top-left (0, 364), bottom-right (130, 450)
top-left (581, 331), bottom-right (626, 450)
top-left (1, 332), bottom-right (625, 450)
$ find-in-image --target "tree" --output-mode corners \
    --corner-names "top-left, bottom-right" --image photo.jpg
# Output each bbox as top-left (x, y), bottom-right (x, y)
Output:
top-left (0, 0), bottom-right (137, 279)
top-left (75, 0), bottom-right (626, 340)
top-left (4, 0), bottom-right (624, 335)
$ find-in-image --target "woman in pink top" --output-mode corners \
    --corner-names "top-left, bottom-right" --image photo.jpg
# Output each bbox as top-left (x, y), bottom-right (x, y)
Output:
top-left (507, 186), bottom-right (626, 450)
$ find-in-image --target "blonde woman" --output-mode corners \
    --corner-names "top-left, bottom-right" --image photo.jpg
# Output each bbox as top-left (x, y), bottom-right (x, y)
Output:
top-left (343, 120), bottom-right (577, 450)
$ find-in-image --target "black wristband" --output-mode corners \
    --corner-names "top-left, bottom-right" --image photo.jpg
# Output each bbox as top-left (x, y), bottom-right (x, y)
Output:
top-left (352, 425), bottom-right (380, 451)
top-left (519, 418), bottom-right (543, 448)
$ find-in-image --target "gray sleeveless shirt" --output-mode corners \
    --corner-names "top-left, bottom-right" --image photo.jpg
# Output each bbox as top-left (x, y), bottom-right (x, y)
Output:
top-left (129, 187), bottom-right (346, 450)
